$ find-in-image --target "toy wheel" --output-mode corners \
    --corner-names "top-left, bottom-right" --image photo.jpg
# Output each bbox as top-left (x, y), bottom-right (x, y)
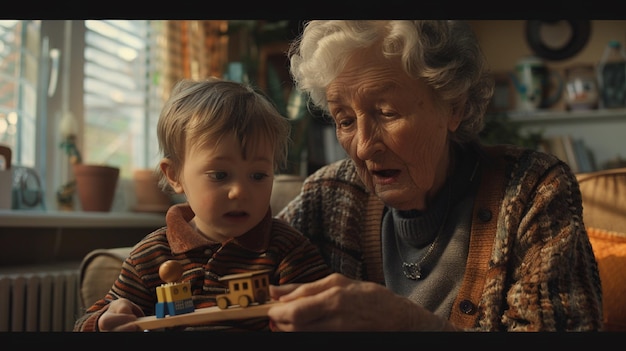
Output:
top-left (238, 295), bottom-right (250, 308)
top-left (217, 297), bottom-right (229, 310)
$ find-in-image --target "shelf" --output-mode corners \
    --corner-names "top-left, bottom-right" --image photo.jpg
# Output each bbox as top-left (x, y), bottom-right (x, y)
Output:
top-left (0, 209), bottom-right (165, 228)
top-left (507, 108), bottom-right (626, 124)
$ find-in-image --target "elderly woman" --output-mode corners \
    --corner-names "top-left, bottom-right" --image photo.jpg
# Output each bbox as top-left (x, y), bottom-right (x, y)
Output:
top-left (267, 20), bottom-right (603, 331)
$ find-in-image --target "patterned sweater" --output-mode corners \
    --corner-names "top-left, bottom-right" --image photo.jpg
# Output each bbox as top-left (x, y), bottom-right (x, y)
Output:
top-left (74, 204), bottom-right (331, 331)
top-left (276, 143), bottom-right (603, 331)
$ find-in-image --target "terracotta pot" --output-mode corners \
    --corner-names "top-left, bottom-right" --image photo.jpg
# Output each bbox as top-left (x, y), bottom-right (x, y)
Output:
top-left (132, 169), bottom-right (171, 213)
top-left (73, 164), bottom-right (120, 212)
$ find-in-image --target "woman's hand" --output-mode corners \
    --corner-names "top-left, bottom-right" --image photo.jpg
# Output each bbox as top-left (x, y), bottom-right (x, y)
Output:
top-left (98, 298), bottom-right (144, 332)
top-left (267, 273), bottom-right (455, 331)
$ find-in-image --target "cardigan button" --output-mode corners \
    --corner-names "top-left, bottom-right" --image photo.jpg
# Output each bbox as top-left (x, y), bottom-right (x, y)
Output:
top-left (459, 299), bottom-right (476, 315)
top-left (478, 208), bottom-right (492, 222)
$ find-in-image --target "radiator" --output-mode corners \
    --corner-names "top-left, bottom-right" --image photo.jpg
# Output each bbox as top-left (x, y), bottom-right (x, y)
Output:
top-left (0, 264), bottom-right (80, 332)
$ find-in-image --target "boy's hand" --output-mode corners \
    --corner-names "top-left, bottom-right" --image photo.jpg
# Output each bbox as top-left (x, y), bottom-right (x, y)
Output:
top-left (98, 298), bottom-right (144, 331)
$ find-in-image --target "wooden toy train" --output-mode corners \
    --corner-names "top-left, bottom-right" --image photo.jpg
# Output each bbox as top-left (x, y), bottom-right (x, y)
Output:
top-left (155, 260), bottom-right (271, 318)
top-left (215, 270), bottom-right (271, 309)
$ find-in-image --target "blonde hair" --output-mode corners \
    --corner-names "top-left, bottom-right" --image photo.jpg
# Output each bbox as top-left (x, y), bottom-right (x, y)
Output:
top-left (156, 77), bottom-right (291, 192)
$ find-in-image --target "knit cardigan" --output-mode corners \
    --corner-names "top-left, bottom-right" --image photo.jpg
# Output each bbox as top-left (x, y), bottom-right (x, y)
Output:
top-left (276, 143), bottom-right (603, 331)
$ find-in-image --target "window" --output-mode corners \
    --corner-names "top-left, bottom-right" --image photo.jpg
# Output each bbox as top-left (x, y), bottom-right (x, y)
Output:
top-left (2, 20), bottom-right (310, 213)
top-left (0, 20), bottom-right (41, 169)
top-left (0, 20), bottom-right (165, 211)
top-left (83, 20), bottom-right (162, 176)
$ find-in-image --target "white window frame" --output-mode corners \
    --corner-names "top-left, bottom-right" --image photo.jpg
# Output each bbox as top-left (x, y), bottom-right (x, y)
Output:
top-left (1, 20), bottom-right (163, 212)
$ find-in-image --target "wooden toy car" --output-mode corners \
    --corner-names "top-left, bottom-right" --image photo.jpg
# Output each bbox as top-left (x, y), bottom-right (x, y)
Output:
top-left (216, 269), bottom-right (272, 309)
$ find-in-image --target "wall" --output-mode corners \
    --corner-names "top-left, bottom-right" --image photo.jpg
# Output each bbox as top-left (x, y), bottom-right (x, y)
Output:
top-left (0, 211), bottom-right (165, 266)
top-left (470, 20), bottom-right (626, 71)
top-left (469, 20), bottom-right (626, 169)
top-left (469, 20), bottom-right (626, 111)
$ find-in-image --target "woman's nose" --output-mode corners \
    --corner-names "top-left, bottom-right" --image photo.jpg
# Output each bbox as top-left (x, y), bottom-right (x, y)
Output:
top-left (355, 119), bottom-right (384, 160)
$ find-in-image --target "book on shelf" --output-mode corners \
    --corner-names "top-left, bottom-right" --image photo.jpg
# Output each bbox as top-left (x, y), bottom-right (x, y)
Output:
top-left (541, 135), bottom-right (572, 170)
top-left (539, 135), bottom-right (595, 174)
top-left (561, 135), bottom-right (579, 173)
top-left (572, 138), bottom-right (596, 173)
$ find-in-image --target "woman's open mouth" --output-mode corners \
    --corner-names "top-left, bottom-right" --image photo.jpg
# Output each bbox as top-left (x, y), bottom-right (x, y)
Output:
top-left (372, 169), bottom-right (400, 184)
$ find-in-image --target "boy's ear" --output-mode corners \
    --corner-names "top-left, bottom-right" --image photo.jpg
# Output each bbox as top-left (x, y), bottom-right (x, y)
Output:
top-left (160, 158), bottom-right (184, 193)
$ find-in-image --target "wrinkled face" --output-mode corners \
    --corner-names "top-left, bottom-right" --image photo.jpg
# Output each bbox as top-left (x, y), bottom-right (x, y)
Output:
top-left (163, 133), bottom-right (274, 242)
top-left (326, 49), bottom-right (460, 211)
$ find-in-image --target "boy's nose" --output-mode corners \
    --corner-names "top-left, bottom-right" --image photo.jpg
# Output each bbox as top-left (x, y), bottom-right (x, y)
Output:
top-left (228, 182), bottom-right (246, 200)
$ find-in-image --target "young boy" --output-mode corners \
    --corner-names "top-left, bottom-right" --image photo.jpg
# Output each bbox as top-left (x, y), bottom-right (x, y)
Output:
top-left (73, 78), bottom-right (331, 331)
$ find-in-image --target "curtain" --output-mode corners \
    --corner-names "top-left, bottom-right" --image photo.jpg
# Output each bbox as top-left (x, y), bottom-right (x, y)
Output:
top-left (160, 20), bottom-right (230, 99)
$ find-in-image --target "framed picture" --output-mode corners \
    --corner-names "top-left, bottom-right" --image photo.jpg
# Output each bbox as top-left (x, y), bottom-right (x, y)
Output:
top-left (488, 72), bottom-right (516, 113)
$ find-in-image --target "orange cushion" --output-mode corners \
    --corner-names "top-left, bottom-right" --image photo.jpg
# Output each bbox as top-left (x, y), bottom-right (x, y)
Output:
top-left (587, 227), bottom-right (626, 331)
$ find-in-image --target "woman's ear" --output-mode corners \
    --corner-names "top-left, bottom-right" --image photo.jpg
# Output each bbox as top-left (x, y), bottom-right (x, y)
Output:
top-left (448, 114), bottom-right (462, 132)
top-left (447, 104), bottom-right (464, 132)
top-left (160, 158), bottom-right (184, 194)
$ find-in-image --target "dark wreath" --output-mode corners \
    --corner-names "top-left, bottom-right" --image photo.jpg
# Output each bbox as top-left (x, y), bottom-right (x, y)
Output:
top-left (525, 20), bottom-right (591, 61)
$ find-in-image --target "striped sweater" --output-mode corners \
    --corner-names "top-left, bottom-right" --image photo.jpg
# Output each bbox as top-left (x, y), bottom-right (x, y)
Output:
top-left (73, 204), bottom-right (331, 331)
top-left (276, 143), bottom-right (604, 331)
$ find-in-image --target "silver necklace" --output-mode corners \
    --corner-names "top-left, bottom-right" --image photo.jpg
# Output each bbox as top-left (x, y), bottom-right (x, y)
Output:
top-left (396, 184), bottom-right (452, 280)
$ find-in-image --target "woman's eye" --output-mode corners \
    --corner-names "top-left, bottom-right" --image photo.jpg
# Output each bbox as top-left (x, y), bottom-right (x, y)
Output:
top-left (380, 110), bottom-right (397, 118)
top-left (336, 118), bottom-right (354, 128)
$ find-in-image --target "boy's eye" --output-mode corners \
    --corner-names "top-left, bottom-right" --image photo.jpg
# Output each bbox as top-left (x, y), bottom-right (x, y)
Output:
top-left (252, 173), bottom-right (269, 181)
top-left (208, 171), bottom-right (227, 180)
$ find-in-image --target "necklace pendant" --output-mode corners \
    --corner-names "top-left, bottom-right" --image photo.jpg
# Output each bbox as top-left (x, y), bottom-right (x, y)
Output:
top-left (402, 262), bottom-right (422, 280)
